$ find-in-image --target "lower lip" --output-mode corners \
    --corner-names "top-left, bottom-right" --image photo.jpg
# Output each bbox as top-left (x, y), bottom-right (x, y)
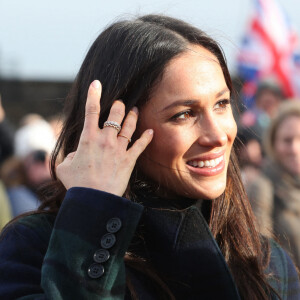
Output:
top-left (186, 159), bottom-right (225, 176)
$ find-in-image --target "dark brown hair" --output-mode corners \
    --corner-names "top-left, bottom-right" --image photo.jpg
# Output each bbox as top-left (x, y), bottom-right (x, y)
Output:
top-left (38, 14), bottom-right (274, 299)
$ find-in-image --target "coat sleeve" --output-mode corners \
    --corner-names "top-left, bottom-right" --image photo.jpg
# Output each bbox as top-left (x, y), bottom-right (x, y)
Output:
top-left (267, 239), bottom-right (300, 300)
top-left (0, 187), bottom-right (144, 300)
top-left (285, 250), bottom-right (300, 300)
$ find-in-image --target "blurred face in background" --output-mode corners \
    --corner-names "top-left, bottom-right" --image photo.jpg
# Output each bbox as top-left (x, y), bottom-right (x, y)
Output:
top-left (274, 115), bottom-right (300, 175)
top-left (256, 90), bottom-right (282, 117)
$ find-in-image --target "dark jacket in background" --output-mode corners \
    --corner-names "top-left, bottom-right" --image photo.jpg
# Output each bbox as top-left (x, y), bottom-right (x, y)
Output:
top-left (0, 119), bottom-right (14, 165)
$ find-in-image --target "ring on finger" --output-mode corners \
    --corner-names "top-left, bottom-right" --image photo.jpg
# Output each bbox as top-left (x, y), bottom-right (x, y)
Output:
top-left (103, 121), bottom-right (121, 133)
top-left (118, 134), bottom-right (131, 143)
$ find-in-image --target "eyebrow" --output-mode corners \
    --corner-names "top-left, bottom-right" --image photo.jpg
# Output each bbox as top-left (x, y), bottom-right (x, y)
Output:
top-left (161, 87), bottom-right (230, 112)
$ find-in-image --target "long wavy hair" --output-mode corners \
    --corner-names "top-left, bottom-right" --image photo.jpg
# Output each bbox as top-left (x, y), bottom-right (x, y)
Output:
top-left (38, 14), bottom-right (274, 299)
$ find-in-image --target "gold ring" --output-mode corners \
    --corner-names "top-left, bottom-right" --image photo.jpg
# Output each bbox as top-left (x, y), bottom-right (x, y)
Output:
top-left (103, 121), bottom-right (121, 133)
top-left (85, 112), bottom-right (100, 117)
top-left (118, 134), bottom-right (131, 143)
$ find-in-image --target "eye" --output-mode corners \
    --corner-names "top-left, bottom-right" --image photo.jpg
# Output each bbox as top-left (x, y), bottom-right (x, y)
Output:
top-left (283, 137), bottom-right (293, 145)
top-left (171, 110), bottom-right (194, 121)
top-left (214, 99), bottom-right (231, 110)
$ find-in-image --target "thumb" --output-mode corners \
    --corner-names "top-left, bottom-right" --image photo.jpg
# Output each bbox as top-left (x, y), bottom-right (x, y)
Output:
top-left (56, 151), bottom-right (76, 180)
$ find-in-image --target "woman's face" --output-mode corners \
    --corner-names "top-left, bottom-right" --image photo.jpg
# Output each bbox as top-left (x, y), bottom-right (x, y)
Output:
top-left (274, 115), bottom-right (300, 175)
top-left (137, 45), bottom-right (237, 199)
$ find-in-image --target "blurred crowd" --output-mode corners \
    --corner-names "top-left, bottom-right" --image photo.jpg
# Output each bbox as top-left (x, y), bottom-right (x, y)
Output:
top-left (0, 95), bottom-right (63, 230)
top-left (1, 79), bottom-right (300, 271)
top-left (237, 80), bottom-right (300, 270)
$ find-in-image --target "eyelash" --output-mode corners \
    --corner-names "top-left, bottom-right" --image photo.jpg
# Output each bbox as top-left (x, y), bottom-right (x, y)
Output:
top-left (215, 99), bottom-right (231, 110)
top-left (171, 110), bottom-right (194, 121)
top-left (171, 99), bottom-right (231, 121)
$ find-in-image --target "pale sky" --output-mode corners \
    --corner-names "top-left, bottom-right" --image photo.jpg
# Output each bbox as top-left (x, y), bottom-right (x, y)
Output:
top-left (0, 0), bottom-right (298, 80)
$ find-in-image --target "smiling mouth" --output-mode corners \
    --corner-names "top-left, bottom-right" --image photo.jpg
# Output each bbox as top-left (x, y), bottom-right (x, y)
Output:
top-left (187, 156), bottom-right (224, 168)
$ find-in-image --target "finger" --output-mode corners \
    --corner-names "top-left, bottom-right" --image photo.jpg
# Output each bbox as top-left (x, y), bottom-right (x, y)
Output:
top-left (128, 129), bottom-right (154, 160)
top-left (117, 107), bottom-right (138, 147)
top-left (103, 100), bottom-right (125, 136)
top-left (83, 80), bottom-right (102, 133)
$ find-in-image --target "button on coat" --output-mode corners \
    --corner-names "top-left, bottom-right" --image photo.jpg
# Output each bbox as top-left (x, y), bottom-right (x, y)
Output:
top-left (101, 233), bottom-right (116, 249)
top-left (106, 217), bottom-right (122, 233)
top-left (93, 249), bottom-right (110, 263)
top-left (87, 263), bottom-right (104, 279)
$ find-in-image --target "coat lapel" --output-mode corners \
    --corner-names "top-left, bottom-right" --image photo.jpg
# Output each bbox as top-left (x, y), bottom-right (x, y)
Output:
top-left (131, 201), bottom-right (241, 299)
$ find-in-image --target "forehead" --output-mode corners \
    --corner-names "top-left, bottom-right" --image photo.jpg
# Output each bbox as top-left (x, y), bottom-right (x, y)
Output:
top-left (148, 45), bottom-right (227, 107)
top-left (167, 44), bottom-right (220, 69)
top-left (277, 115), bottom-right (300, 135)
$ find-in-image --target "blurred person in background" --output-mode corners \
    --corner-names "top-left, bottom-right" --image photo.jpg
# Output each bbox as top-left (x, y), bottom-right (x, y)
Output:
top-left (247, 100), bottom-right (300, 268)
top-left (0, 180), bottom-right (12, 231)
top-left (240, 80), bottom-right (284, 143)
top-left (47, 114), bottom-right (64, 140)
top-left (0, 116), bottom-right (56, 217)
top-left (0, 95), bottom-right (14, 166)
top-left (0, 95), bottom-right (13, 230)
top-left (236, 127), bottom-right (263, 192)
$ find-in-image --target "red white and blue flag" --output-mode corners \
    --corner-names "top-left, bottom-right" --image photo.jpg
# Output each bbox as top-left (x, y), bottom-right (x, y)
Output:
top-left (237, 0), bottom-right (300, 107)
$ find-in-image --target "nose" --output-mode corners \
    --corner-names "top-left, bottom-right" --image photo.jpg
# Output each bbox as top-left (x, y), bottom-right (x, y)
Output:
top-left (196, 113), bottom-right (228, 147)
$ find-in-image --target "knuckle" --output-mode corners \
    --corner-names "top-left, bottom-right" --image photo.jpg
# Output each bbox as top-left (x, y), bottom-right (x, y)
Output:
top-left (102, 136), bottom-right (115, 149)
top-left (80, 134), bottom-right (91, 146)
top-left (113, 107), bottom-right (124, 119)
top-left (135, 142), bottom-right (144, 152)
top-left (123, 156), bottom-right (132, 165)
top-left (126, 120), bottom-right (136, 131)
top-left (137, 138), bottom-right (149, 151)
top-left (111, 101), bottom-right (125, 114)
top-left (86, 103), bottom-right (99, 113)
top-left (113, 100), bottom-right (125, 109)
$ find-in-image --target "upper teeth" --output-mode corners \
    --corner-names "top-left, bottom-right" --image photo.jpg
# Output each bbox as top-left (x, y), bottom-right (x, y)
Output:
top-left (188, 156), bottom-right (223, 168)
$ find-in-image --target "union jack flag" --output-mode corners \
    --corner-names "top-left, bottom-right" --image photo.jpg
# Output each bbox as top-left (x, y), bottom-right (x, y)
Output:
top-left (237, 0), bottom-right (300, 107)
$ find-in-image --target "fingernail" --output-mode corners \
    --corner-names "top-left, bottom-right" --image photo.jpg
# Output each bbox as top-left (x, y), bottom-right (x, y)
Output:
top-left (132, 107), bottom-right (138, 114)
top-left (92, 80), bottom-right (100, 89)
top-left (148, 129), bottom-right (154, 135)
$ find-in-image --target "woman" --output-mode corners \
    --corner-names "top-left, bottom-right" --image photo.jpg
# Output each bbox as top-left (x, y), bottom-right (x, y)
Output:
top-left (0, 15), bottom-right (299, 299)
top-left (247, 101), bottom-right (300, 270)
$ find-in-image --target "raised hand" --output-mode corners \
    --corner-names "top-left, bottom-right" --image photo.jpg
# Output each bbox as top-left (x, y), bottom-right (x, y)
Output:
top-left (56, 80), bottom-right (153, 196)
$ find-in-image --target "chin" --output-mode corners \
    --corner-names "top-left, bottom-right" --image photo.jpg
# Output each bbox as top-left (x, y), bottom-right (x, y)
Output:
top-left (195, 190), bottom-right (225, 200)
top-left (177, 182), bottom-right (226, 200)
top-left (192, 178), bottom-right (227, 200)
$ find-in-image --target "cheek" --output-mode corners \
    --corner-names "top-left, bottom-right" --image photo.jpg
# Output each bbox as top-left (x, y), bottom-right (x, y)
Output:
top-left (274, 140), bottom-right (285, 156)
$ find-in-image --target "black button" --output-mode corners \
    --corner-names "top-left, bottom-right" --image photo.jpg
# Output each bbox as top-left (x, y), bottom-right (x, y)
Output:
top-left (93, 249), bottom-right (110, 263)
top-left (87, 263), bottom-right (104, 279)
top-left (106, 217), bottom-right (122, 233)
top-left (101, 233), bottom-right (116, 249)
